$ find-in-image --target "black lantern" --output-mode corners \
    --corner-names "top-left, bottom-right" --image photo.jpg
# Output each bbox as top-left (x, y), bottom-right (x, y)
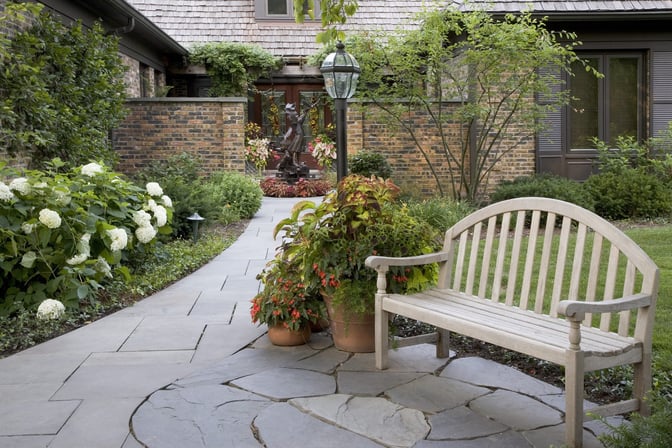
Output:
top-left (320, 41), bottom-right (360, 181)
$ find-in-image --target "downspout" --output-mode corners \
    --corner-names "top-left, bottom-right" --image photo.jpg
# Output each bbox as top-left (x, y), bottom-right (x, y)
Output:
top-left (107, 16), bottom-right (135, 35)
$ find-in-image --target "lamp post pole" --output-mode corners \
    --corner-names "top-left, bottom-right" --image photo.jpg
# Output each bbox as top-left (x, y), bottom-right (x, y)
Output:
top-left (334, 98), bottom-right (348, 182)
top-left (320, 41), bottom-right (360, 183)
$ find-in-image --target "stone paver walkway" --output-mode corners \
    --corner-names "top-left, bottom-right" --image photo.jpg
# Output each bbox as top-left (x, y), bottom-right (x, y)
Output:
top-left (0, 197), bottom-right (620, 448)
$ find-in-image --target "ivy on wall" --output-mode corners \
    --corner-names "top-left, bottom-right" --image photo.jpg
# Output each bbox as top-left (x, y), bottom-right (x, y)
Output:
top-left (189, 42), bottom-right (283, 97)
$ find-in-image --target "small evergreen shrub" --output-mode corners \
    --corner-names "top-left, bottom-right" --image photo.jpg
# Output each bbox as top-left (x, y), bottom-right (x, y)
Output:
top-left (490, 174), bottom-right (596, 211)
top-left (205, 172), bottom-right (262, 219)
top-left (349, 151), bottom-right (393, 179)
top-left (584, 170), bottom-right (672, 220)
top-left (406, 197), bottom-right (474, 233)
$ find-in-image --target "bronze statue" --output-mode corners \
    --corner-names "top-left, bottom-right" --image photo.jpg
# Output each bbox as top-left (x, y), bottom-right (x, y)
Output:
top-left (276, 103), bottom-right (311, 182)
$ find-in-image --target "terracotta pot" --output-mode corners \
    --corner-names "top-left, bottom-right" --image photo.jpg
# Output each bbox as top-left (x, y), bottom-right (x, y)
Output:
top-left (323, 295), bottom-right (375, 353)
top-left (267, 324), bottom-right (311, 346)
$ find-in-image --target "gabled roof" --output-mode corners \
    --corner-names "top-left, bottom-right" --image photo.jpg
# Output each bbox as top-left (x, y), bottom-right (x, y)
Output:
top-left (125, 0), bottom-right (428, 58)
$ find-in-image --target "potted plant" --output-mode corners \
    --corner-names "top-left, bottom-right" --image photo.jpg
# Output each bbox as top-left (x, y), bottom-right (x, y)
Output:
top-left (272, 175), bottom-right (439, 352)
top-left (250, 255), bottom-right (326, 346)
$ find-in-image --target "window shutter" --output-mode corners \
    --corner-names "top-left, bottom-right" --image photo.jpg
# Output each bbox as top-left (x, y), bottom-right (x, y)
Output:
top-left (652, 51), bottom-right (672, 136)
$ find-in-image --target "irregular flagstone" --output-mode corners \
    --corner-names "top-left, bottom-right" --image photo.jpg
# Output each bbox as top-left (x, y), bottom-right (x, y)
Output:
top-left (231, 367), bottom-right (335, 399)
top-left (441, 357), bottom-right (562, 396)
top-left (523, 423), bottom-right (606, 448)
top-left (132, 385), bottom-right (270, 448)
top-left (255, 402), bottom-right (383, 448)
top-left (174, 347), bottom-right (309, 387)
top-left (413, 430), bottom-right (533, 447)
top-left (427, 406), bottom-right (508, 440)
top-left (469, 389), bottom-right (563, 431)
top-left (290, 394), bottom-right (430, 448)
top-left (337, 371), bottom-right (424, 396)
top-left (288, 347), bottom-right (351, 373)
top-left (340, 344), bottom-right (452, 373)
top-left (385, 374), bottom-right (491, 413)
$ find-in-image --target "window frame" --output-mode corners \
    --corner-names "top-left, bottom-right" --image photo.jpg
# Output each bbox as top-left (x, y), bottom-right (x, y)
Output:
top-left (254, 0), bottom-right (321, 21)
top-left (566, 52), bottom-right (646, 152)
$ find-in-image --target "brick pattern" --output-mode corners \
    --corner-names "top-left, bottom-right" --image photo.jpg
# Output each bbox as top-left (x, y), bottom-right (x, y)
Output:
top-left (113, 99), bottom-right (247, 176)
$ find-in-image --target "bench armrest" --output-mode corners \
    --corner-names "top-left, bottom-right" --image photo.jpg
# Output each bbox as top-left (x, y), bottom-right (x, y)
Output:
top-left (557, 293), bottom-right (652, 321)
top-left (365, 252), bottom-right (450, 271)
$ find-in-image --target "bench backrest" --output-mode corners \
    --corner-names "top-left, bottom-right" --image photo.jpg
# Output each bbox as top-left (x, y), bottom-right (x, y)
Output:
top-left (440, 197), bottom-right (659, 339)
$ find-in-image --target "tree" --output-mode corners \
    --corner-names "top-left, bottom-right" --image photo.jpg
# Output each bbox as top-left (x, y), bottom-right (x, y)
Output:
top-left (342, 7), bottom-right (592, 202)
top-left (293, 0), bottom-right (359, 43)
top-left (0, 3), bottom-right (127, 168)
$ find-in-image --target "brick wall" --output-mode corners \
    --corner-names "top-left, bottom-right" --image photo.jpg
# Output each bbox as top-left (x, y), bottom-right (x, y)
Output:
top-left (113, 98), bottom-right (247, 176)
top-left (347, 100), bottom-right (536, 199)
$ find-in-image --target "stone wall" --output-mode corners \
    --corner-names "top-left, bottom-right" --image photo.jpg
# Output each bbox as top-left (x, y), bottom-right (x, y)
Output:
top-left (113, 98), bottom-right (247, 176)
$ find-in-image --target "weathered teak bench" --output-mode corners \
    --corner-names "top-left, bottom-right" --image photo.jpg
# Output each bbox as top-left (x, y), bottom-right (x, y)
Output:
top-left (365, 197), bottom-right (659, 448)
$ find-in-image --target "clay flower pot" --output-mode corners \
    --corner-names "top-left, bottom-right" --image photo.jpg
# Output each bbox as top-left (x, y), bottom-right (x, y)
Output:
top-left (323, 294), bottom-right (375, 353)
top-left (267, 324), bottom-right (311, 346)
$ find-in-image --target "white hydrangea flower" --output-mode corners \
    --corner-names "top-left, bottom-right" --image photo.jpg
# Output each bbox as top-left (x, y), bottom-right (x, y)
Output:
top-left (135, 225), bottom-right (157, 244)
top-left (36, 299), bottom-right (66, 320)
top-left (133, 210), bottom-right (152, 227)
top-left (66, 253), bottom-right (88, 265)
top-left (147, 199), bottom-right (158, 211)
top-left (9, 177), bottom-right (30, 195)
top-left (161, 195), bottom-right (173, 208)
top-left (106, 228), bottom-right (128, 251)
top-left (0, 182), bottom-right (14, 201)
top-left (153, 205), bottom-right (168, 227)
top-left (21, 222), bottom-right (35, 234)
top-left (81, 162), bottom-right (103, 177)
top-left (94, 257), bottom-right (112, 278)
top-left (38, 208), bottom-right (62, 229)
top-left (54, 190), bottom-right (71, 206)
top-left (146, 182), bottom-right (163, 197)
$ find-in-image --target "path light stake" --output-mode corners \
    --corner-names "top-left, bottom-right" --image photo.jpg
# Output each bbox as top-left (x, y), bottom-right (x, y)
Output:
top-left (320, 41), bottom-right (360, 181)
top-left (187, 212), bottom-right (205, 243)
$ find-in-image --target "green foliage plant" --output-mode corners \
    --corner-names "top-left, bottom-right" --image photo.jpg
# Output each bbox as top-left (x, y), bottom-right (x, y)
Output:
top-left (293, 0), bottom-right (359, 43)
top-left (0, 160), bottom-right (172, 315)
top-left (348, 150), bottom-right (393, 179)
top-left (272, 175), bottom-right (439, 315)
top-left (490, 174), bottom-right (596, 211)
top-left (204, 172), bottom-right (263, 219)
top-left (0, 3), bottom-right (127, 168)
top-left (584, 170), bottom-right (672, 220)
top-left (189, 42), bottom-right (283, 96)
top-left (406, 197), bottom-right (475, 233)
top-left (336, 7), bottom-right (592, 202)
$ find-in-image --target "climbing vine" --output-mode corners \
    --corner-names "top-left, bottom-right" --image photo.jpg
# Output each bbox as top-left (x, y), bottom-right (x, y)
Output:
top-left (189, 42), bottom-right (283, 97)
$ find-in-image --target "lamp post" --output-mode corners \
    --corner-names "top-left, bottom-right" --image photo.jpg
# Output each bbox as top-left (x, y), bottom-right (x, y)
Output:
top-left (320, 41), bottom-right (360, 182)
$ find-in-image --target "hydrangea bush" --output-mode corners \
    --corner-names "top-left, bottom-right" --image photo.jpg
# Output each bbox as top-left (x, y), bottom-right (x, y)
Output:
top-left (0, 159), bottom-right (172, 315)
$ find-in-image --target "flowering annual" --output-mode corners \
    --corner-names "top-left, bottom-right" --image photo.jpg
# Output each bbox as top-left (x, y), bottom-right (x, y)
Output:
top-left (308, 135), bottom-right (336, 169)
top-left (245, 138), bottom-right (271, 172)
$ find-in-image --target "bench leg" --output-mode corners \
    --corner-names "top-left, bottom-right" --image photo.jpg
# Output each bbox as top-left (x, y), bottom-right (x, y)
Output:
top-left (633, 352), bottom-right (652, 416)
top-left (375, 294), bottom-right (389, 370)
top-left (565, 349), bottom-right (585, 448)
top-left (437, 329), bottom-right (450, 358)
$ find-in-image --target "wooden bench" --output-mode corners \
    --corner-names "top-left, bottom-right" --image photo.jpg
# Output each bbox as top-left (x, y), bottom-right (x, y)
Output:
top-left (365, 197), bottom-right (659, 448)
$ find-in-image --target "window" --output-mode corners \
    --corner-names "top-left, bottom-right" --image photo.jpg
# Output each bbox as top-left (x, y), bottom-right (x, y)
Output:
top-left (568, 53), bottom-right (644, 150)
top-left (255, 0), bottom-right (320, 20)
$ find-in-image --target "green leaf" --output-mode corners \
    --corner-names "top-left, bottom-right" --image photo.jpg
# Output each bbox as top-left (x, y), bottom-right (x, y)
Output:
top-left (76, 284), bottom-right (89, 300)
